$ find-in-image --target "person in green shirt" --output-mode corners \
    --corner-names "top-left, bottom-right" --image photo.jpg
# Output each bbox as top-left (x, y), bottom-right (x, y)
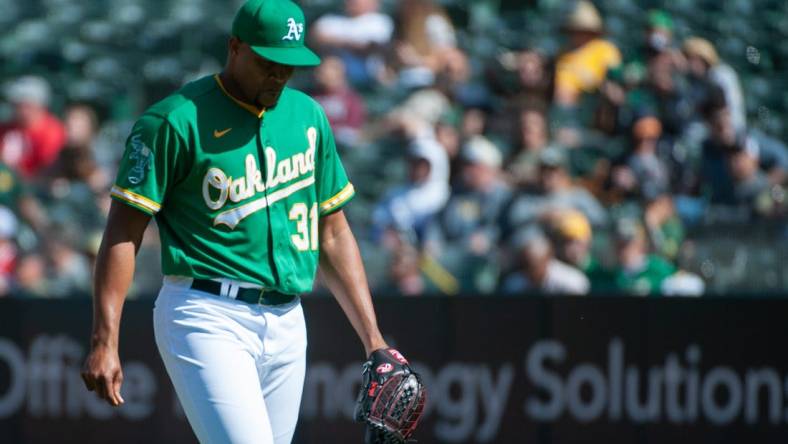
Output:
top-left (81, 2), bottom-right (418, 443)
top-left (611, 217), bottom-right (676, 296)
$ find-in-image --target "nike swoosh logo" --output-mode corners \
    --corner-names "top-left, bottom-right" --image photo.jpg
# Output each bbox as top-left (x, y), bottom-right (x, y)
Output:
top-left (213, 128), bottom-right (232, 138)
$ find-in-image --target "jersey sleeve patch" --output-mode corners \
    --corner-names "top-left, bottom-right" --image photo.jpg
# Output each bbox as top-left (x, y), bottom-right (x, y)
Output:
top-left (110, 185), bottom-right (161, 215)
top-left (320, 182), bottom-right (354, 215)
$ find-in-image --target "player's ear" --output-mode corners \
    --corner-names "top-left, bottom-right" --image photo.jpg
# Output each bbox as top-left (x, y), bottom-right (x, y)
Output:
top-left (228, 37), bottom-right (242, 56)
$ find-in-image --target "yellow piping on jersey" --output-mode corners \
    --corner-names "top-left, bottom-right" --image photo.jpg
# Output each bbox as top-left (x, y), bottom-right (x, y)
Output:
top-left (111, 185), bottom-right (162, 214)
top-left (214, 74), bottom-right (265, 118)
top-left (320, 183), bottom-right (355, 214)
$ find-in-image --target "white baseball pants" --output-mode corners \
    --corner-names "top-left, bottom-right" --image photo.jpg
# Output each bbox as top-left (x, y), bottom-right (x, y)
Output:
top-left (153, 276), bottom-right (307, 444)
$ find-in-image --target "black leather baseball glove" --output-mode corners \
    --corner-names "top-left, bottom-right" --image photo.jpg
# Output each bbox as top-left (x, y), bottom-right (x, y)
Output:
top-left (354, 348), bottom-right (426, 444)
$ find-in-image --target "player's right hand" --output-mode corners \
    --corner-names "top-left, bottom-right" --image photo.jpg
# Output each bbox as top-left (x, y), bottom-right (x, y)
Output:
top-left (81, 344), bottom-right (125, 407)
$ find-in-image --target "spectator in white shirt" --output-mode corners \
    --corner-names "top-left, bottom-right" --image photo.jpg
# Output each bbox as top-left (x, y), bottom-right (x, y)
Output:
top-left (372, 134), bottom-right (450, 242)
top-left (501, 227), bottom-right (590, 296)
top-left (311, 0), bottom-right (394, 87)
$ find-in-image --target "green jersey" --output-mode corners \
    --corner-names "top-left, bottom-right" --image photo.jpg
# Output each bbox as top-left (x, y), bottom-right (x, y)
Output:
top-left (111, 75), bottom-right (354, 294)
top-left (612, 254), bottom-right (676, 296)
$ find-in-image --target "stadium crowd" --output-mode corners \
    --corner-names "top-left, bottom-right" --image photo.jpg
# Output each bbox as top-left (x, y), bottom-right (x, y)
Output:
top-left (0, 0), bottom-right (786, 298)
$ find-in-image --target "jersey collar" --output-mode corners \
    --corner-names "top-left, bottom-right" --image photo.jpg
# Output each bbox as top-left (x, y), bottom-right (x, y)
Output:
top-left (214, 74), bottom-right (266, 118)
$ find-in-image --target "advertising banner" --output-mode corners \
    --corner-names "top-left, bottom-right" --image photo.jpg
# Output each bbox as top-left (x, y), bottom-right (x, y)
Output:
top-left (1, 297), bottom-right (787, 443)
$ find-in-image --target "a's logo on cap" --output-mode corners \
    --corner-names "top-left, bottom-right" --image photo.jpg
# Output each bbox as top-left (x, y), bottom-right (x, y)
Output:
top-left (282, 18), bottom-right (303, 41)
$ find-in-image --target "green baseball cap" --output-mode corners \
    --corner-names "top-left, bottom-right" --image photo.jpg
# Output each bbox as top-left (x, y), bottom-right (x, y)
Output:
top-left (648, 10), bottom-right (673, 31)
top-left (232, 0), bottom-right (321, 67)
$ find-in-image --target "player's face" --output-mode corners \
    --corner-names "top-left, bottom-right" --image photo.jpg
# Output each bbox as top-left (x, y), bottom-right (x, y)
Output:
top-left (235, 41), bottom-right (295, 109)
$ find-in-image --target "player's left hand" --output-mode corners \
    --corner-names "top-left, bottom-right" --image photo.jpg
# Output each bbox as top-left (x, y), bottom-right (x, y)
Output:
top-left (354, 348), bottom-right (426, 443)
top-left (81, 344), bottom-right (125, 407)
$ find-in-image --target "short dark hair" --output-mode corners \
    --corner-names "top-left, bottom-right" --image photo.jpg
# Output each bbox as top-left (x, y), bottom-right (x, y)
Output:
top-left (700, 85), bottom-right (727, 120)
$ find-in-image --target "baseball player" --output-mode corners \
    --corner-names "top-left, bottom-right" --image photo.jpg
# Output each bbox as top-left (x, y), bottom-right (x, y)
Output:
top-left (80, 1), bottom-right (423, 443)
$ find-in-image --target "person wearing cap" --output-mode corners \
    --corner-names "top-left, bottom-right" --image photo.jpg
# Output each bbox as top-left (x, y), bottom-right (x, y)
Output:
top-left (371, 132), bottom-right (450, 241)
top-left (611, 217), bottom-right (675, 296)
top-left (610, 115), bottom-right (670, 201)
top-left (634, 10), bottom-right (683, 67)
top-left (504, 146), bottom-right (608, 238)
top-left (683, 36), bottom-right (746, 133)
top-left (426, 136), bottom-right (510, 291)
top-left (700, 90), bottom-right (788, 206)
top-left (725, 140), bottom-right (781, 217)
top-left (554, 0), bottom-right (622, 106)
top-left (81, 2), bottom-right (410, 443)
top-left (500, 226), bottom-right (590, 296)
top-left (0, 75), bottom-right (67, 178)
top-left (645, 10), bottom-right (674, 55)
top-left (606, 10), bottom-right (682, 101)
top-left (543, 209), bottom-right (600, 275)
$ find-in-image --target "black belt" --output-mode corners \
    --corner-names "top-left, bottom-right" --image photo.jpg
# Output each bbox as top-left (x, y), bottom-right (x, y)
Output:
top-left (190, 279), bottom-right (297, 306)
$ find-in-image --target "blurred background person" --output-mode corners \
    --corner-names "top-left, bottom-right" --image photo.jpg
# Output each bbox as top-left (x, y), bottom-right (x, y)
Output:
top-left (310, 55), bottom-right (367, 148)
top-left (46, 103), bottom-right (109, 193)
top-left (683, 37), bottom-right (746, 133)
top-left (505, 104), bottom-right (552, 188)
top-left (426, 135), bottom-right (510, 293)
top-left (542, 209), bottom-right (610, 288)
top-left (0, 160), bottom-right (48, 235)
top-left (10, 250), bottom-right (48, 298)
top-left (504, 146), bottom-right (608, 240)
top-left (725, 141), bottom-right (783, 218)
top-left (0, 206), bottom-right (18, 297)
top-left (386, 238), bottom-right (425, 297)
top-left (700, 94), bottom-right (788, 208)
top-left (643, 10), bottom-right (681, 61)
top-left (500, 227), bottom-right (589, 296)
top-left (610, 218), bottom-right (675, 296)
top-left (387, 0), bottom-right (461, 91)
top-left (0, 76), bottom-right (66, 180)
top-left (491, 49), bottom-right (554, 109)
top-left (643, 194), bottom-right (685, 263)
top-left (372, 134), bottom-right (450, 244)
top-left (625, 47), bottom-right (695, 140)
top-left (311, 0), bottom-right (394, 88)
top-left (553, 0), bottom-right (621, 107)
top-left (431, 136), bottom-right (509, 251)
top-left (44, 237), bottom-right (91, 298)
top-left (608, 115), bottom-right (670, 202)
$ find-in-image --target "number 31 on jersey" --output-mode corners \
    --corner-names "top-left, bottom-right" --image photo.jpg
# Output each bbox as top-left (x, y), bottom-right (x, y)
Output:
top-left (289, 202), bottom-right (318, 251)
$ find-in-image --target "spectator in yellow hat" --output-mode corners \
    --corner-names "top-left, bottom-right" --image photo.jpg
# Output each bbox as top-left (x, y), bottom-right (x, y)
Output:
top-left (544, 209), bottom-right (593, 269)
top-left (554, 1), bottom-right (622, 106)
